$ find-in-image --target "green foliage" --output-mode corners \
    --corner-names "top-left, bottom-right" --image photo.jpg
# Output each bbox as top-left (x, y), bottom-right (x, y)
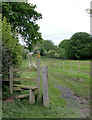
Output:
top-left (2, 17), bottom-right (24, 99)
top-left (58, 32), bottom-right (92, 60)
top-left (59, 39), bottom-right (69, 48)
top-left (2, 84), bottom-right (11, 100)
top-left (39, 47), bottom-right (47, 56)
top-left (58, 48), bottom-right (66, 59)
top-left (2, 2), bottom-right (42, 50)
top-left (41, 40), bottom-right (55, 52)
top-left (58, 39), bottom-right (69, 59)
top-left (2, 17), bottom-right (23, 78)
top-left (20, 45), bottom-right (29, 60)
top-left (65, 32), bottom-right (92, 60)
top-left (47, 50), bottom-right (56, 58)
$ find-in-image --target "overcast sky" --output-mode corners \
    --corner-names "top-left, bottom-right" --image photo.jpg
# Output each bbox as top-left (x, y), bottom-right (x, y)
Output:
top-left (28, 0), bottom-right (90, 45)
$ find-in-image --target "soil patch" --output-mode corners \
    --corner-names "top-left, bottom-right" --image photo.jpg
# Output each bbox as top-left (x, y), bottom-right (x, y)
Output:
top-left (50, 72), bottom-right (90, 118)
top-left (55, 85), bottom-right (90, 118)
top-left (4, 96), bottom-right (15, 103)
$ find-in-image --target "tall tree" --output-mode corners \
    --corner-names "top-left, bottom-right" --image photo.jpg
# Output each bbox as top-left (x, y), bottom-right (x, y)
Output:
top-left (2, 2), bottom-right (42, 50)
top-left (58, 39), bottom-right (69, 59)
top-left (59, 39), bottom-right (69, 49)
top-left (65, 32), bottom-right (92, 60)
top-left (2, 17), bottom-right (23, 77)
top-left (41, 40), bottom-right (55, 52)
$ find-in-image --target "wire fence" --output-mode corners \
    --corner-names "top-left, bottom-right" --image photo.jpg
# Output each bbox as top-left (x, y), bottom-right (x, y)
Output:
top-left (40, 58), bottom-right (90, 75)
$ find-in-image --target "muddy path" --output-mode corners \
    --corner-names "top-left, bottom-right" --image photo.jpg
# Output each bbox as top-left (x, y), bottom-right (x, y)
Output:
top-left (50, 72), bottom-right (90, 118)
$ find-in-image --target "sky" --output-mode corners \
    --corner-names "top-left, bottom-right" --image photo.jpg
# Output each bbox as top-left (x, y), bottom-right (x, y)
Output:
top-left (28, 0), bottom-right (90, 45)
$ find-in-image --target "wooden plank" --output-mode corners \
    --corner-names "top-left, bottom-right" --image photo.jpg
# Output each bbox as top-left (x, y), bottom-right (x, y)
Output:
top-left (37, 51), bottom-right (40, 100)
top-left (15, 94), bottom-right (29, 99)
top-left (13, 87), bottom-right (24, 91)
top-left (13, 77), bottom-right (37, 81)
top-left (29, 89), bottom-right (35, 104)
top-left (13, 84), bottom-right (37, 90)
top-left (42, 66), bottom-right (49, 108)
top-left (13, 68), bottom-right (37, 72)
top-left (2, 78), bottom-right (9, 81)
top-left (9, 66), bottom-right (13, 94)
top-left (2, 77), bottom-right (37, 81)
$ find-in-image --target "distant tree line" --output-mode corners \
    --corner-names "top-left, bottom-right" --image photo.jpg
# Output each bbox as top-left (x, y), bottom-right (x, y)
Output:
top-left (34, 32), bottom-right (92, 60)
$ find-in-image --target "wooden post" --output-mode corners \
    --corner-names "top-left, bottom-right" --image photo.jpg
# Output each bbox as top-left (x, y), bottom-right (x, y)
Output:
top-left (90, 1), bottom-right (92, 118)
top-left (29, 89), bottom-right (35, 104)
top-left (70, 60), bottom-right (71, 71)
top-left (63, 61), bottom-right (64, 71)
top-left (37, 51), bottom-right (40, 100)
top-left (9, 66), bottom-right (13, 94)
top-left (51, 62), bottom-right (53, 68)
top-left (42, 66), bottom-right (49, 108)
top-left (78, 61), bottom-right (80, 72)
top-left (46, 58), bottom-right (47, 65)
top-left (55, 63), bottom-right (56, 69)
top-left (90, 60), bottom-right (92, 118)
top-left (59, 63), bottom-right (60, 71)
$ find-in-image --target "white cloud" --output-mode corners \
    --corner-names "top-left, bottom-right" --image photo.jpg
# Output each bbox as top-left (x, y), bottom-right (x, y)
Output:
top-left (28, 0), bottom-right (90, 45)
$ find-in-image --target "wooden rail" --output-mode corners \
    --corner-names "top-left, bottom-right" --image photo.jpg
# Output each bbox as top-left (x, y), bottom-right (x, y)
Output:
top-left (2, 77), bottom-right (37, 81)
top-left (13, 84), bottom-right (38, 90)
top-left (13, 78), bottom-right (37, 81)
top-left (13, 68), bottom-right (37, 72)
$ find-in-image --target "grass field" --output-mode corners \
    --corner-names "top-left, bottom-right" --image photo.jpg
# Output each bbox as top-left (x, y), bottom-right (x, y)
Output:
top-left (2, 58), bottom-right (90, 118)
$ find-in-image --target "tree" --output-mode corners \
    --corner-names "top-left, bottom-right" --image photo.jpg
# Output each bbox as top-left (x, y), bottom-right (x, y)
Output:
top-left (58, 39), bottom-right (69, 59)
top-left (65, 32), bottom-right (92, 60)
top-left (2, 17), bottom-right (23, 77)
top-left (41, 40), bottom-right (54, 52)
top-left (47, 50), bottom-right (56, 58)
top-left (2, 2), bottom-right (42, 51)
top-left (59, 39), bottom-right (69, 49)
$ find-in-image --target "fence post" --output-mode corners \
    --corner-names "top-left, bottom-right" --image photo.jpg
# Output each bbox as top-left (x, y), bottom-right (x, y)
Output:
top-left (42, 66), bottom-right (49, 108)
top-left (51, 62), bottom-right (53, 68)
top-left (63, 61), bottom-right (64, 71)
top-left (9, 66), bottom-right (13, 94)
top-left (37, 51), bottom-right (40, 100)
top-left (90, 60), bottom-right (92, 118)
top-left (78, 61), bottom-right (80, 72)
top-left (59, 63), bottom-right (60, 71)
top-left (70, 60), bottom-right (71, 71)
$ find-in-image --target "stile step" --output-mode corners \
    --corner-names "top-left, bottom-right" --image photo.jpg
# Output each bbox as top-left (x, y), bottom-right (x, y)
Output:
top-left (15, 94), bottom-right (29, 99)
